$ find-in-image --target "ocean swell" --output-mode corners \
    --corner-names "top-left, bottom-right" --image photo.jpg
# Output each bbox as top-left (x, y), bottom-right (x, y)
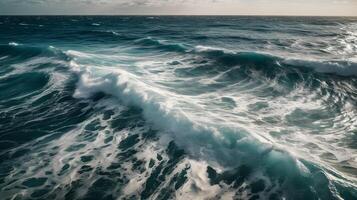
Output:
top-left (1, 16), bottom-right (357, 199)
top-left (194, 45), bottom-right (357, 77)
top-left (65, 48), bottom-right (357, 199)
top-left (128, 38), bottom-right (357, 77)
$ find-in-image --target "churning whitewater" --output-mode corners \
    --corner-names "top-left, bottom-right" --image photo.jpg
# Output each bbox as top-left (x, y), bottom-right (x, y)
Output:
top-left (0, 16), bottom-right (357, 200)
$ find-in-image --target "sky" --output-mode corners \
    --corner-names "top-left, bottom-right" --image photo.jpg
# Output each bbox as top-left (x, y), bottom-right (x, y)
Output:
top-left (0, 0), bottom-right (356, 16)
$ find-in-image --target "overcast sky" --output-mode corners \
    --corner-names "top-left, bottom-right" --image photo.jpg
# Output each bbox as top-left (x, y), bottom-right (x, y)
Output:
top-left (0, 0), bottom-right (356, 16)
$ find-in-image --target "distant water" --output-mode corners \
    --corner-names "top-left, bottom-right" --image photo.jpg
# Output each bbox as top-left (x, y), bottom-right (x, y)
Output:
top-left (0, 16), bottom-right (357, 200)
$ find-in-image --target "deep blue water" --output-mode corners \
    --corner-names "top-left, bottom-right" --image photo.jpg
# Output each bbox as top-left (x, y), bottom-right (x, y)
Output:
top-left (0, 16), bottom-right (357, 200)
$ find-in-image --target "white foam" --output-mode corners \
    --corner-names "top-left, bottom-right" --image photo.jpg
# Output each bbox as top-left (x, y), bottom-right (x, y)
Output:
top-left (8, 42), bottom-right (20, 46)
top-left (283, 58), bottom-right (357, 76)
top-left (65, 48), bottom-right (357, 189)
top-left (68, 59), bottom-right (272, 167)
top-left (195, 45), bottom-right (235, 54)
top-left (178, 160), bottom-right (221, 199)
top-left (0, 55), bottom-right (8, 60)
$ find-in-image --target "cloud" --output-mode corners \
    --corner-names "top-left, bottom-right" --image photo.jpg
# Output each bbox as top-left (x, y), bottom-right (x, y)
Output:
top-left (2, 0), bottom-right (220, 6)
top-left (0, 0), bottom-right (356, 15)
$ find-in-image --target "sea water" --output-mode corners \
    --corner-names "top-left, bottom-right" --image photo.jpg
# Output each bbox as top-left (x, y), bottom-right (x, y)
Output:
top-left (0, 16), bottom-right (356, 199)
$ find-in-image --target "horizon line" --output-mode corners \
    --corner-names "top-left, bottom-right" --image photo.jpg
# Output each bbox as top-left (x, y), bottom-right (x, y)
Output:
top-left (1, 14), bottom-right (357, 17)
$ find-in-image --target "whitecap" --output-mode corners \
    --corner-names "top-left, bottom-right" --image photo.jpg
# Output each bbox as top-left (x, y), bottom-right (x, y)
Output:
top-left (8, 42), bottom-right (20, 46)
top-left (283, 58), bottom-right (357, 76)
top-left (194, 45), bottom-right (235, 54)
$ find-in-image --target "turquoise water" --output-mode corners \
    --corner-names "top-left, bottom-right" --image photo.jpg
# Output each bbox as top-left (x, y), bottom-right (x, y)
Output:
top-left (0, 16), bottom-right (357, 199)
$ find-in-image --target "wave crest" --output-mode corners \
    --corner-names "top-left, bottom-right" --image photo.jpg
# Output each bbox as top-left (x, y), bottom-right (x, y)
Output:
top-left (194, 45), bottom-right (357, 77)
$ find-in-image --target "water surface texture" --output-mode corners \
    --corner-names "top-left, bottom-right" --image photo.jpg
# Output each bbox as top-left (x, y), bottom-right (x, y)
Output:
top-left (0, 16), bottom-right (357, 200)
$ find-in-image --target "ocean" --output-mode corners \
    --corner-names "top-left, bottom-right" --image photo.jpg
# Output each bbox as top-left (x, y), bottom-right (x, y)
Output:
top-left (0, 16), bottom-right (356, 200)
